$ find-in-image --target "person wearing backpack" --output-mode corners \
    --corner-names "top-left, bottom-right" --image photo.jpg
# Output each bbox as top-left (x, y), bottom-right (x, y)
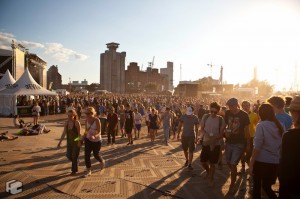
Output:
top-left (199, 102), bottom-right (225, 187)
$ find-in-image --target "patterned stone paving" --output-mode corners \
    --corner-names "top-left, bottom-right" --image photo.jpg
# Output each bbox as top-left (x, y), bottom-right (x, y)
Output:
top-left (0, 115), bottom-right (278, 198)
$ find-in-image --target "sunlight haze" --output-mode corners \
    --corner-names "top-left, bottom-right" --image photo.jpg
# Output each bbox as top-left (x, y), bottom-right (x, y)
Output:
top-left (1, 0), bottom-right (299, 91)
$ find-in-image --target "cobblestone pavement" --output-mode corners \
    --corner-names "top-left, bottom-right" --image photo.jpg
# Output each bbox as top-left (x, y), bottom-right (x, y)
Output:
top-left (0, 115), bottom-right (278, 198)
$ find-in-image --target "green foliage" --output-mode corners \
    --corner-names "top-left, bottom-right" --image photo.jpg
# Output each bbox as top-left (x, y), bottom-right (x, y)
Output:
top-left (85, 83), bottom-right (101, 92)
top-left (197, 77), bottom-right (213, 91)
top-left (242, 79), bottom-right (274, 96)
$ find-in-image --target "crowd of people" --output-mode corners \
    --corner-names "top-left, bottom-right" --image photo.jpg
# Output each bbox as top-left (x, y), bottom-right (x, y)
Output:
top-left (11, 93), bottom-right (300, 198)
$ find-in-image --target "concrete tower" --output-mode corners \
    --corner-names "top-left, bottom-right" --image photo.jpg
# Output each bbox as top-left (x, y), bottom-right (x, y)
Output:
top-left (100, 42), bottom-right (126, 93)
top-left (160, 61), bottom-right (174, 90)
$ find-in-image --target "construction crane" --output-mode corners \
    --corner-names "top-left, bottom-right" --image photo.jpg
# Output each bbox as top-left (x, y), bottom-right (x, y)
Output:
top-left (148, 56), bottom-right (155, 68)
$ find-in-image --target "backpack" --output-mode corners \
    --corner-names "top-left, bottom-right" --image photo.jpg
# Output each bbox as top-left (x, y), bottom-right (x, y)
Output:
top-left (202, 114), bottom-right (223, 134)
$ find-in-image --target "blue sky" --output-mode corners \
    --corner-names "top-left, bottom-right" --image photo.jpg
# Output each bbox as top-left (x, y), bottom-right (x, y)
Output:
top-left (1, 0), bottom-right (300, 91)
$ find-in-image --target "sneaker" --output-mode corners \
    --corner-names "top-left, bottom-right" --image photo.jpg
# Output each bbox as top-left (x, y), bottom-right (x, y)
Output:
top-left (126, 142), bottom-right (131, 145)
top-left (188, 164), bottom-right (193, 170)
top-left (184, 160), bottom-right (188, 167)
top-left (100, 159), bottom-right (105, 170)
top-left (83, 170), bottom-right (91, 178)
top-left (70, 171), bottom-right (77, 176)
top-left (130, 141), bottom-right (133, 145)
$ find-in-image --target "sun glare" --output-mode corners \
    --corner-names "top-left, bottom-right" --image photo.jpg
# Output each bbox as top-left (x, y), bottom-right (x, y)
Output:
top-left (212, 1), bottom-right (300, 91)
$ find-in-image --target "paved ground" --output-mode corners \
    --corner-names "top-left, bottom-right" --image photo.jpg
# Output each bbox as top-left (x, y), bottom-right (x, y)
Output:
top-left (0, 114), bottom-right (278, 199)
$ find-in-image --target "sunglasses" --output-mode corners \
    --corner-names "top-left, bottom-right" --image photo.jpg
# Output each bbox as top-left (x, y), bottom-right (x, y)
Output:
top-left (210, 110), bottom-right (218, 114)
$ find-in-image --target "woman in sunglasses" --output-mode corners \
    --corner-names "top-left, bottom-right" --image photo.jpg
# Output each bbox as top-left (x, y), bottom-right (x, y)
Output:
top-left (83, 107), bottom-right (105, 177)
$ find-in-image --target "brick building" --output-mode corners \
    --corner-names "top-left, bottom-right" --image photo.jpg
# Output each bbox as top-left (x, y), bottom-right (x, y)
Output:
top-left (47, 65), bottom-right (62, 89)
top-left (125, 62), bottom-right (168, 93)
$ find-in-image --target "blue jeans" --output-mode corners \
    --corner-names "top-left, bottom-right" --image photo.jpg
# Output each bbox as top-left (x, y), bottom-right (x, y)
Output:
top-left (163, 125), bottom-right (170, 143)
top-left (225, 143), bottom-right (245, 165)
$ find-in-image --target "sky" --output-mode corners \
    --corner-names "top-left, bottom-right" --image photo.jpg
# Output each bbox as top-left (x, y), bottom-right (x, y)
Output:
top-left (1, 0), bottom-right (300, 91)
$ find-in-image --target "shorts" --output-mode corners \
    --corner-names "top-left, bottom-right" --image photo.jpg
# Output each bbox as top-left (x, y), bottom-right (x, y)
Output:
top-left (149, 123), bottom-right (159, 130)
top-left (225, 143), bottom-right (245, 165)
top-left (125, 125), bottom-right (133, 134)
top-left (120, 120), bottom-right (125, 129)
top-left (200, 145), bottom-right (221, 164)
top-left (135, 124), bottom-right (141, 131)
top-left (181, 136), bottom-right (195, 152)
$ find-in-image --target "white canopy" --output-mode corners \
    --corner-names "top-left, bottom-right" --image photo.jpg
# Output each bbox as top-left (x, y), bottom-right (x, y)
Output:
top-left (0, 69), bottom-right (16, 91)
top-left (0, 68), bottom-right (57, 116)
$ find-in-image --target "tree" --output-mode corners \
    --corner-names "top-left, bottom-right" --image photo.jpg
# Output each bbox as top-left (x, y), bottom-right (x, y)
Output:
top-left (85, 83), bottom-right (101, 92)
top-left (242, 79), bottom-right (274, 97)
top-left (197, 77), bottom-right (213, 91)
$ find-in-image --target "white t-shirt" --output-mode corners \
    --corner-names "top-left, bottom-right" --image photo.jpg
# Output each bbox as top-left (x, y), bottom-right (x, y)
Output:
top-left (134, 112), bottom-right (142, 124)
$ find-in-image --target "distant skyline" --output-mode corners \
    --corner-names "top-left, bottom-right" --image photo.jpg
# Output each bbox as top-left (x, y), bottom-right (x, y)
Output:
top-left (1, 0), bottom-right (300, 91)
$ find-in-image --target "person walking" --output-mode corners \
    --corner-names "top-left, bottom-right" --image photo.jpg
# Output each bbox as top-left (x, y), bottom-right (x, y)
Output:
top-left (118, 105), bottom-right (126, 138)
top-left (124, 104), bottom-right (134, 145)
top-left (249, 103), bottom-right (284, 199)
top-left (57, 110), bottom-right (81, 175)
top-left (149, 108), bottom-right (160, 144)
top-left (239, 100), bottom-right (259, 174)
top-left (224, 98), bottom-right (250, 194)
top-left (106, 107), bottom-right (118, 145)
top-left (161, 107), bottom-right (173, 145)
top-left (267, 96), bottom-right (292, 130)
top-left (200, 102), bottom-right (225, 186)
top-left (83, 107), bottom-right (105, 177)
top-left (133, 108), bottom-right (142, 139)
top-left (279, 95), bottom-right (300, 199)
top-left (177, 106), bottom-right (199, 170)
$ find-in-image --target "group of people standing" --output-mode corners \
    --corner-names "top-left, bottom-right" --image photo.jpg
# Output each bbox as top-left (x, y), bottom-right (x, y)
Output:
top-left (177, 95), bottom-right (300, 198)
top-left (56, 94), bottom-right (300, 199)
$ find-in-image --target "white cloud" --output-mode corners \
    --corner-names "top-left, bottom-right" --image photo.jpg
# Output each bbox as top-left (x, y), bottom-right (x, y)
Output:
top-left (45, 42), bottom-right (88, 62)
top-left (19, 40), bottom-right (45, 49)
top-left (74, 53), bottom-right (88, 61)
top-left (0, 32), bottom-right (88, 62)
top-left (0, 32), bottom-right (16, 47)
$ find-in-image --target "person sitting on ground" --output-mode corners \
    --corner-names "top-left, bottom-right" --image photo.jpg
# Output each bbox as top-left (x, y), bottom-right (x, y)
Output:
top-left (13, 115), bottom-right (31, 128)
top-left (19, 124), bottom-right (51, 136)
top-left (0, 131), bottom-right (18, 141)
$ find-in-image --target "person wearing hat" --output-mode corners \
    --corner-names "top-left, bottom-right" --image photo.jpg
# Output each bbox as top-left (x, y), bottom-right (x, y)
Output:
top-left (177, 106), bottom-right (199, 170)
top-left (279, 95), bottom-right (300, 199)
top-left (224, 98), bottom-right (250, 194)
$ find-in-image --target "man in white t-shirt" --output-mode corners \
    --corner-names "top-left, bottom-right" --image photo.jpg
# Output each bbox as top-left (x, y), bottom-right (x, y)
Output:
top-left (133, 108), bottom-right (142, 139)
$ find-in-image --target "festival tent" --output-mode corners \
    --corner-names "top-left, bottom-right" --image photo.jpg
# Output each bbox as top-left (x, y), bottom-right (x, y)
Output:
top-left (0, 69), bottom-right (16, 91)
top-left (0, 68), bottom-right (57, 116)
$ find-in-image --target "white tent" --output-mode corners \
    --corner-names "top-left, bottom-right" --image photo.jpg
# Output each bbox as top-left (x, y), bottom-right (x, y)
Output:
top-left (0, 68), bottom-right (57, 116)
top-left (0, 69), bottom-right (16, 91)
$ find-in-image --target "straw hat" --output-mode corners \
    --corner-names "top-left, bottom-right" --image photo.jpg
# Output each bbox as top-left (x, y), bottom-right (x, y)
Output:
top-left (289, 95), bottom-right (300, 111)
